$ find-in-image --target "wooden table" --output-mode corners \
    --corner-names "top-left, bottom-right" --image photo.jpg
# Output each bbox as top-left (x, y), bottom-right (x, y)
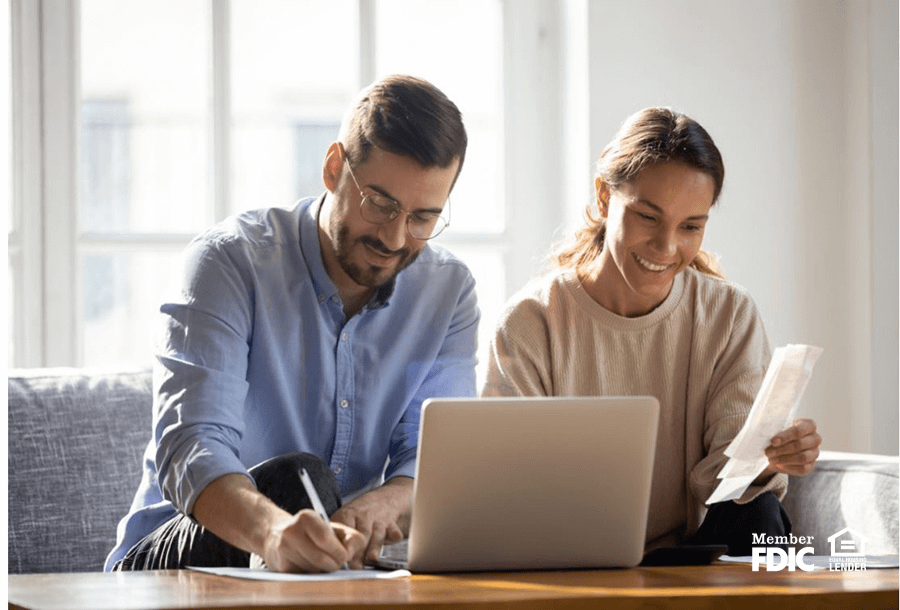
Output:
top-left (8, 563), bottom-right (898, 610)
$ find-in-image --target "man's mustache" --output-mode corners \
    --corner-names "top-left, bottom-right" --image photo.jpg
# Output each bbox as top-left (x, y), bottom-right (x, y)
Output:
top-left (359, 236), bottom-right (408, 258)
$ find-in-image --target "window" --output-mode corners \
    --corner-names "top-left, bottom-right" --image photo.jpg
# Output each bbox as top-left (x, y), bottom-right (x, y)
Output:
top-left (77, 0), bottom-right (210, 365)
top-left (3, 0), bottom-right (12, 366)
top-left (11, 0), bottom-right (538, 383)
top-left (229, 0), bottom-right (359, 215)
top-left (374, 0), bottom-right (506, 370)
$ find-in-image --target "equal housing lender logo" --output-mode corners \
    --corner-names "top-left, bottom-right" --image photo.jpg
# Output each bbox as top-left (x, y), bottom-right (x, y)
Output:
top-left (750, 527), bottom-right (868, 571)
top-left (826, 527), bottom-right (868, 571)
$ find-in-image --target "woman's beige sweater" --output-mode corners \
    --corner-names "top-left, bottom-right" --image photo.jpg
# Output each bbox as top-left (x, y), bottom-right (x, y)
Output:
top-left (482, 266), bottom-right (787, 548)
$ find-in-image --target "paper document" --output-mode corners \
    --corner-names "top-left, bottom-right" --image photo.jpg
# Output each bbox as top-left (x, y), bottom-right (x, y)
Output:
top-left (187, 565), bottom-right (411, 581)
top-left (706, 344), bottom-right (823, 505)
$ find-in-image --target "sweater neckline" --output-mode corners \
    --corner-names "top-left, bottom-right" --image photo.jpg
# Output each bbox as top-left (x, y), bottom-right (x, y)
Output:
top-left (561, 268), bottom-right (688, 330)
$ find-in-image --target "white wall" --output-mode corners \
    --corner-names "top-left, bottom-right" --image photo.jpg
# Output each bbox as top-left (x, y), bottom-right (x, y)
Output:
top-left (580, 0), bottom-right (897, 453)
top-left (869, 0), bottom-right (899, 454)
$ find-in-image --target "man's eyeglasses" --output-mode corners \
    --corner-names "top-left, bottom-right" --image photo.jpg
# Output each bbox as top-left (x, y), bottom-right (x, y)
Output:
top-left (343, 157), bottom-right (450, 241)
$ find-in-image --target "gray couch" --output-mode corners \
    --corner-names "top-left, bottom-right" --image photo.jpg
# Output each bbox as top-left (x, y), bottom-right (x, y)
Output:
top-left (8, 368), bottom-right (152, 573)
top-left (8, 367), bottom-right (899, 573)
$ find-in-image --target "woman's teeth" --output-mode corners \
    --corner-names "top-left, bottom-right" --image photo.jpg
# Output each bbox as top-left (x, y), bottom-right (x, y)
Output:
top-left (634, 254), bottom-right (670, 272)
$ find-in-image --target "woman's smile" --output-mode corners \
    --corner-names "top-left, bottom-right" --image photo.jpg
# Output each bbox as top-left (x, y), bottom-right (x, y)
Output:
top-left (633, 252), bottom-right (675, 273)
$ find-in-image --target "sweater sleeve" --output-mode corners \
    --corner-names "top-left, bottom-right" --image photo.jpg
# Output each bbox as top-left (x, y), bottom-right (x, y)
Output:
top-left (481, 297), bottom-right (553, 397)
top-left (688, 289), bottom-right (788, 505)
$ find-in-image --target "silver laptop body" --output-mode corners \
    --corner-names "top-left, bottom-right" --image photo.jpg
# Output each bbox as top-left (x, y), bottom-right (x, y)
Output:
top-left (401, 396), bottom-right (659, 572)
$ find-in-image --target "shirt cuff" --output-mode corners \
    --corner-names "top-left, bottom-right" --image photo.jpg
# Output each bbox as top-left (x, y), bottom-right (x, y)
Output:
top-left (166, 439), bottom-right (253, 518)
top-left (385, 459), bottom-right (417, 482)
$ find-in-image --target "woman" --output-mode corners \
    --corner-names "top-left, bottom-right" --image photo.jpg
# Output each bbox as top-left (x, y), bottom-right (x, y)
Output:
top-left (483, 107), bottom-right (821, 556)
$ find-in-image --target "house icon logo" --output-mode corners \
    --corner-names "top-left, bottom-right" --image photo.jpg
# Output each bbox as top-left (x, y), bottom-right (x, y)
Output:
top-left (828, 527), bottom-right (867, 557)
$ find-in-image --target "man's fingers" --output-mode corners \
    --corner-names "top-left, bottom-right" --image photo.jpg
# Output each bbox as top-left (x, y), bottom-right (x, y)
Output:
top-left (326, 481), bottom-right (413, 567)
top-left (294, 510), bottom-right (351, 569)
top-left (330, 507), bottom-right (358, 532)
top-left (335, 523), bottom-right (367, 570)
top-left (365, 523), bottom-right (388, 563)
top-left (385, 523), bottom-right (404, 545)
top-left (276, 532), bottom-right (342, 573)
top-left (266, 511), bottom-right (369, 573)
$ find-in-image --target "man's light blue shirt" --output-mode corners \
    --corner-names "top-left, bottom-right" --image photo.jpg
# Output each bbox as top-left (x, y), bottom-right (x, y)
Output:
top-left (106, 196), bottom-right (479, 570)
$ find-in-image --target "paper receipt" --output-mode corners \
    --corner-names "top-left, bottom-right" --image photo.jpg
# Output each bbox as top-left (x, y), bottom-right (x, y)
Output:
top-left (706, 344), bottom-right (823, 505)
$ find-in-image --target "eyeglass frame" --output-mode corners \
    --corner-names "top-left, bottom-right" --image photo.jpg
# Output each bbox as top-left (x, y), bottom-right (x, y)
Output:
top-left (340, 148), bottom-right (451, 241)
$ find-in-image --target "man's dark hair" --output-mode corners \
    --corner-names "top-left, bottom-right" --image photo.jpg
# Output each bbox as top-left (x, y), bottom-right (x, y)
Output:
top-left (340, 75), bottom-right (467, 186)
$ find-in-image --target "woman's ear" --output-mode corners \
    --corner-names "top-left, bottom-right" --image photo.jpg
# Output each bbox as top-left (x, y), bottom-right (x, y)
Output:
top-left (322, 142), bottom-right (344, 192)
top-left (595, 177), bottom-right (611, 218)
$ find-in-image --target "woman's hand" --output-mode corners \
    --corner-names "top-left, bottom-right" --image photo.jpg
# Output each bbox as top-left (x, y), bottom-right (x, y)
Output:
top-left (763, 417), bottom-right (822, 477)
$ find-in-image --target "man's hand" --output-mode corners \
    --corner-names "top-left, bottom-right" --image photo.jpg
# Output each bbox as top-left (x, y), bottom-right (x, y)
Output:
top-left (763, 417), bottom-right (822, 477)
top-left (261, 509), bottom-right (366, 573)
top-left (193, 473), bottom-right (366, 573)
top-left (331, 476), bottom-right (413, 566)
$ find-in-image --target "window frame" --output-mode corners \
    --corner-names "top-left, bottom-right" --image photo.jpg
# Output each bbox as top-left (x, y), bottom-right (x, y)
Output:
top-left (10, 0), bottom-right (565, 368)
top-left (11, 0), bottom-right (79, 367)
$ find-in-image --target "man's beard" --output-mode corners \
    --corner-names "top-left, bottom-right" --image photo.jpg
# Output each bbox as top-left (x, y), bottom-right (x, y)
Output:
top-left (331, 222), bottom-right (421, 288)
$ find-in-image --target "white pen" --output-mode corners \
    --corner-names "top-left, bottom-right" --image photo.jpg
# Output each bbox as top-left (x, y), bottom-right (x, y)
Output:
top-left (298, 468), bottom-right (350, 570)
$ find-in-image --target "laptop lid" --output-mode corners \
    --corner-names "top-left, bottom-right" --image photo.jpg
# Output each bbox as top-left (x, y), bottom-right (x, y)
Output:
top-left (405, 396), bottom-right (660, 572)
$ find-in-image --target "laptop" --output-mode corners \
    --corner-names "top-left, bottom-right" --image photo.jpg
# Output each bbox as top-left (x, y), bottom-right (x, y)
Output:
top-left (378, 396), bottom-right (659, 572)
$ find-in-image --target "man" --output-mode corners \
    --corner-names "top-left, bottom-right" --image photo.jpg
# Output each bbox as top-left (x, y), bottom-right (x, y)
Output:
top-left (106, 75), bottom-right (478, 573)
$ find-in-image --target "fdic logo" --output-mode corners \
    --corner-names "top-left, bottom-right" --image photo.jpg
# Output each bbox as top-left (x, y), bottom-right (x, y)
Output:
top-left (751, 528), bottom-right (868, 572)
top-left (751, 534), bottom-right (815, 572)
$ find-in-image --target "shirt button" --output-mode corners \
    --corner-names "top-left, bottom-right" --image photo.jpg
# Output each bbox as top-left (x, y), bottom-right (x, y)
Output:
top-left (331, 295), bottom-right (340, 304)
top-left (341, 332), bottom-right (348, 342)
top-left (317, 293), bottom-right (326, 303)
top-left (333, 466), bottom-right (342, 474)
top-left (340, 399), bottom-right (349, 409)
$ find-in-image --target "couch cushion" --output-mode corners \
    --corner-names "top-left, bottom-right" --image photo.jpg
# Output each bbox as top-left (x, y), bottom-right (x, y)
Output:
top-left (783, 450), bottom-right (899, 556)
top-left (8, 368), bottom-right (152, 573)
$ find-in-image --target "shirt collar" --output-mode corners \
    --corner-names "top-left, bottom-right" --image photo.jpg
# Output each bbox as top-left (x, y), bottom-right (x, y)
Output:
top-left (299, 194), bottom-right (339, 302)
top-left (369, 278), bottom-right (395, 309)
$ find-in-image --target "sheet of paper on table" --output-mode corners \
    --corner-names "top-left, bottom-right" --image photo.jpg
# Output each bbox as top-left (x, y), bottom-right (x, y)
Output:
top-left (707, 344), bottom-right (823, 505)
top-left (187, 566), bottom-right (411, 581)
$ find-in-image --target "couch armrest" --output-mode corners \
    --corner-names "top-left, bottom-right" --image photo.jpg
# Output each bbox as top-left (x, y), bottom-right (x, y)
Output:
top-left (782, 450), bottom-right (898, 555)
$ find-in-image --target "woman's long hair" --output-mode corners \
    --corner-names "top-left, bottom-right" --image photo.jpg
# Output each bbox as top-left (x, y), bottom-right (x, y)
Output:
top-left (555, 107), bottom-right (725, 278)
